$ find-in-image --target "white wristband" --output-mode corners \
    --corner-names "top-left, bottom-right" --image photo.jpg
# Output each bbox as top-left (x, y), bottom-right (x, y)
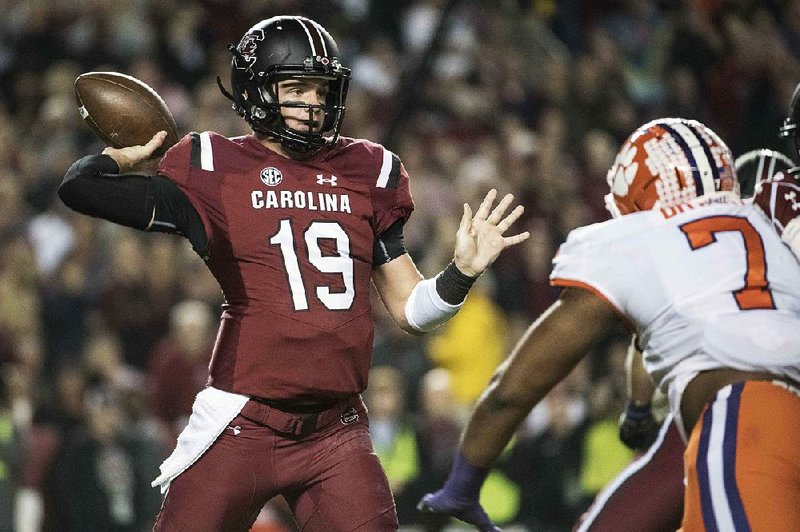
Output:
top-left (404, 276), bottom-right (464, 332)
top-left (783, 217), bottom-right (800, 260)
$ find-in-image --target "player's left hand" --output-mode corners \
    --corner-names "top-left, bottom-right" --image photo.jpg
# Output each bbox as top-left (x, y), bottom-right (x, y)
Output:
top-left (618, 402), bottom-right (660, 452)
top-left (453, 189), bottom-right (530, 278)
top-left (417, 489), bottom-right (501, 532)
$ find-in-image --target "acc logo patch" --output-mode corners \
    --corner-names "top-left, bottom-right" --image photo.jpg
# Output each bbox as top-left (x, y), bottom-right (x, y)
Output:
top-left (260, 167), bottom-right (283, 186)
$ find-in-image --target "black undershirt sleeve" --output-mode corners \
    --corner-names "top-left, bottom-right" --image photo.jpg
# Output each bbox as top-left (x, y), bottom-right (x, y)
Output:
top-left (148, 176), bottom-right (209, 259)
top-left (59, 154), bottom-right (209, 258)
top-left (372, 218), bottom-right (408, 265)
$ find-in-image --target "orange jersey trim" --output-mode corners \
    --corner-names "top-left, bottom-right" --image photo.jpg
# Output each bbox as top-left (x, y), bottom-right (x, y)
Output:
top-left (551, 278), bottom-right (635, 332)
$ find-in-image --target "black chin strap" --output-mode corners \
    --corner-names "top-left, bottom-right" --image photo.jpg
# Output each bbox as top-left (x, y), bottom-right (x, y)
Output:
top-left (217, 43), bottom-right (254, 112)
top-left (216, 76), bottom-right (237, 105)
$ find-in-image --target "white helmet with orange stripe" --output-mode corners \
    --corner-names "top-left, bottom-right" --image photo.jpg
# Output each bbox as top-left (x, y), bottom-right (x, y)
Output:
top-left (604, 118), bottom-right (738, 218)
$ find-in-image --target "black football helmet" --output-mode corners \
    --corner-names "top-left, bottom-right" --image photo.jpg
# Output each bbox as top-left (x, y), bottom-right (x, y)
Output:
top-left (218, 16), bottom-right (351, 154)
top-left (734, 148), bottom-right (795, 198)
top-left (779, 81), bottom-right (800, 176)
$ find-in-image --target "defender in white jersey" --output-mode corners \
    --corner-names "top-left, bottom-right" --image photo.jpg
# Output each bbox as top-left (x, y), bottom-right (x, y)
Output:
top-left (575, 146), bottom-right (800, 532)
top-left (418, 118), bottom-right (800, 532)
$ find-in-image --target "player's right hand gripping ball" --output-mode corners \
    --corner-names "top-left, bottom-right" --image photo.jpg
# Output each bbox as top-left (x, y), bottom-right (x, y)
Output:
top-left (74, 72), bottom-right (179, 157)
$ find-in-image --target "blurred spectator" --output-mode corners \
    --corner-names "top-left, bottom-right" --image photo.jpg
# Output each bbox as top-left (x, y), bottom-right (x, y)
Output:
top-left (33, 363), bottom-right (86, 442)
top-left (147, 299), bottom-right (214, 443)
top-left (603, 0), bottom-right (670, 108)
top-left (27, 206), bottom-right (75, 280)
top-left (20, 364), bottom-right (88, 532)
top-left (98, 232), bottom-right (166, 369)
top-left (0, 364), bottom-right (23, 532)
top-left (0, 179), bottom-right (31, 239)
top-left (371, 290), bottom-right (430, 414)
top-left (160, 5), bottom-right (209, 88)
top-left (518, 218), bottom-right (559, 322)
top-left (40, 252), bottom-right (93, 374)
top-left (426, 274), bottom-right (509, 407)
top-left (0, 232), bottom-right (39, 345)
top-left (352, 36), bottom-right (402, 102)
top-left (577, 377), bottom-right (635, 506)
top-left (83, 331), bottom-right (143, 394)
top-left (364, 365), bottom-right (420, 522)
top-left (509, 379), bottom-right (588, 531)
top-left (43, 385), bottom-right (161, 532)
top-left (409, 368), bottom-right (521, 529)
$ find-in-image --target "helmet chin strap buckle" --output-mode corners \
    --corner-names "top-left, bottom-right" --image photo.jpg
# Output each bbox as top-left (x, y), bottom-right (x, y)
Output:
top-left (252, 106), bottom-right (267, 119)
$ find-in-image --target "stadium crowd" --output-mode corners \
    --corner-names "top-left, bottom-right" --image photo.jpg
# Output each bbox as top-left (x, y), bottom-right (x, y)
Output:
top-left (0, 0), bottom-right (798, 530)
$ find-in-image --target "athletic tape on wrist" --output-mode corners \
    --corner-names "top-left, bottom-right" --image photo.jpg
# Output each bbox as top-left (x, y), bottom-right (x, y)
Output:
top-left (436, 261), bottom-right (476, 305)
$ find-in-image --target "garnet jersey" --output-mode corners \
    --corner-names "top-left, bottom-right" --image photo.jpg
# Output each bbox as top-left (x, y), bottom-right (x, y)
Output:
top-left (157, 132), bottom-right (414, 402)
top-left (550, 193), bottom-right (800, 437)
top-left (752, 172), bottom-right (800, 259)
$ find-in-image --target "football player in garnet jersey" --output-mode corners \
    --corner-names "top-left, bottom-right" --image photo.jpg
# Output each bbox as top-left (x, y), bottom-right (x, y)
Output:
top-left (754, 80), bottom-right (800, 260)
top-left (418, 118), bottom-right (800, 531)
top-left (58, 15), bottom-right (529, 532)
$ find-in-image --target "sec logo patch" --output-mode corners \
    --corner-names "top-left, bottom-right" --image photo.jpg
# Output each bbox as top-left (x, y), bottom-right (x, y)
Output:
top-left (260, 167), bottom-right (283, 186)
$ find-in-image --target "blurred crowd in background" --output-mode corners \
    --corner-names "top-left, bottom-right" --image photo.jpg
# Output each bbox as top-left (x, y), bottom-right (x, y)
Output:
top-left (0, 0), bottom-right (798, 530)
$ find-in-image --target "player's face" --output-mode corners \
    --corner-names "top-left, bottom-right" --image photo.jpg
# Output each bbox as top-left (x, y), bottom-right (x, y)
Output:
top-left (276, 78), bottom-right (330, 132)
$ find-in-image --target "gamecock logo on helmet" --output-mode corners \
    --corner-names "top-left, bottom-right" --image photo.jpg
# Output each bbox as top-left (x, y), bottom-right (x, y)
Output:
top-left (235, 30), bottom-right (265, 69)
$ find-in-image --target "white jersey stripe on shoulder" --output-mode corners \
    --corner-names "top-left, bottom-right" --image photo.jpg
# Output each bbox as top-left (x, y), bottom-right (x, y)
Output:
top-left (308, 19), bottom-right (328, 56)
top-left (199, 132), bottom-right (214, 171)
top-left (705, 386), bottom-right (736, 532)
top-left (376, 147), bottom-right (393, 188)
top-left (294, 17), bottom-right (317, 55)
top-left (670, 122), bottom-right (716, 195)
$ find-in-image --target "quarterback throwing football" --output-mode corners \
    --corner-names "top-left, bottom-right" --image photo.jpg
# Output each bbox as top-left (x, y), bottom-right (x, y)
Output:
top-left (59, 16), bottom-right (529, 531)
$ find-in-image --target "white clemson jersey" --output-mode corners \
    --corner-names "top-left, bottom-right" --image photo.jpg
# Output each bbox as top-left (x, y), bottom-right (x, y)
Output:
top-left (551, 192), bottom-right (800, 431)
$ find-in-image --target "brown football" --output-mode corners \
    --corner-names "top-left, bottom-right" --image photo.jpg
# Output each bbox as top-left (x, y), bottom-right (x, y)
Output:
top-left (74, 72), bottom-right (180, 157)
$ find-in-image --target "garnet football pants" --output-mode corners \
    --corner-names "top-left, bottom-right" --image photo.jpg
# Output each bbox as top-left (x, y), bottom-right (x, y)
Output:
top-left (153, 398), bottom-right (398, 531)
top-left (575, 415), bottom-right (684, 532)
top-left (681, 380), bottom-right (800, 532)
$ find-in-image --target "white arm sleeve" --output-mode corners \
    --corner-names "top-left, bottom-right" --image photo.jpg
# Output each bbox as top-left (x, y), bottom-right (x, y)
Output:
top-left (404, 276), bottom-right (464, 332)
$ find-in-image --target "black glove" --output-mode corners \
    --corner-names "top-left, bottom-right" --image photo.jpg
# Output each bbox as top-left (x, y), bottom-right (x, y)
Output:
top-left (618, 402), bottom-right (659, 452)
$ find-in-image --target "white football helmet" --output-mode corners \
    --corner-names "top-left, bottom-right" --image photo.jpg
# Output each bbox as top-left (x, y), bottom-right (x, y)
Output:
top-left (605, 118), bottom-right (738, 218)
